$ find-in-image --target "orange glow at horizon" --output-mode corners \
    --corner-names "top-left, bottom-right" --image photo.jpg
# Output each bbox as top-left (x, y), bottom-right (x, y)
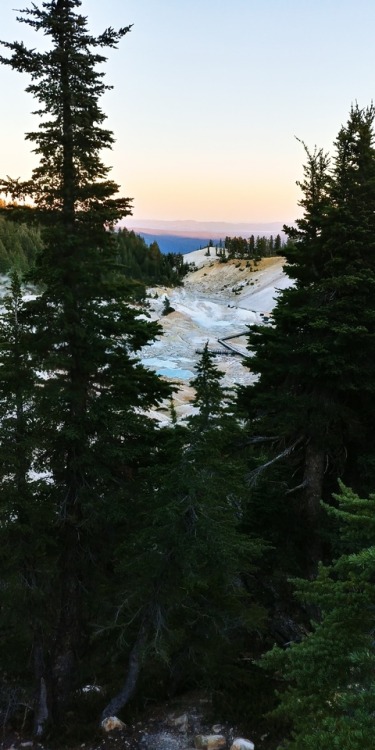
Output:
top-left (119, 169), bottom-right (301, 224)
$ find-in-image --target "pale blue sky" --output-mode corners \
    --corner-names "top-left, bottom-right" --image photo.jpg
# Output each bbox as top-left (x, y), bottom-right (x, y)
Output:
top-left (1, 0), bottom-right (375, 223)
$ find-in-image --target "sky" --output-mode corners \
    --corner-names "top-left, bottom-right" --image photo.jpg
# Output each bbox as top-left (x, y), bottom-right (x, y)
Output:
top-left (1, 0), bottom-right (375, 226)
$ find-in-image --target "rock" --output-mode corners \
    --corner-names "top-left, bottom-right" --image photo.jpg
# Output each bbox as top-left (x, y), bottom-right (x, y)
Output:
top-left (212, 725), bottom-right (223, 734)
top-left (167, 713), bottom-right (189, 733)
top-left (230, 739), bottom-right (255, 750)
top-left (194, 735), bottom-right (226, 750)
top-left (101, 715), bottom-right (126, 732)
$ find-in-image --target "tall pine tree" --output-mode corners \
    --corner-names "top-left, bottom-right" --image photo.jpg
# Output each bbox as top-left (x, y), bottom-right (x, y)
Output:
top-left (0, 0), bottom-right (171, 734)
top-left (239, 105), bottom-right (375, 575)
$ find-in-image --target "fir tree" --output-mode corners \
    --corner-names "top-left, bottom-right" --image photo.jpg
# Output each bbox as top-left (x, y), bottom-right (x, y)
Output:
top-left (261, 484), bottom-right (375, 749)
top-left (238, 105), bottom-right (375, 574)
top-left (190, 342), bottom-right (228, 429)
top-left (98, 349), bottom-right (265, 714)
top-left (0, 0), bottom-right (171, 733)
top-left (162, 295), bottom-right (175, 315)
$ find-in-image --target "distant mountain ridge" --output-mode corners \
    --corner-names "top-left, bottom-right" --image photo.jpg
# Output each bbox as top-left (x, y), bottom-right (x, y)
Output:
top-left (133, 233), bottom-right (217, 255)
top-left (121, 218), bottom-right (286, 238)
top-left (119, 219), bottom-right (287, 255)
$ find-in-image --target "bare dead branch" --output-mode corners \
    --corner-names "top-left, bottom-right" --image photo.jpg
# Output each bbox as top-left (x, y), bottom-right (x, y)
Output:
top-left (285, 479), bottom-right (308, 496)
top-left (246, 436), bottom-right (304, 487)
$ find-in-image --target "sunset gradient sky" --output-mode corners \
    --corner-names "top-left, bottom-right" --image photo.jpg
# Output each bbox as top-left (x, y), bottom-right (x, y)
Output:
top-left (1, 0), bottom-right (375, 225)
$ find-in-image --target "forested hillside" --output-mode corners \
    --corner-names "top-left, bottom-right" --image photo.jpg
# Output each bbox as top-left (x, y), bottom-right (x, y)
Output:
top-left (0, 210), bottom-right (188, 288)
top-left (0, 212), bottom-right (43, 273)
top-left (115, 227), bottom-right (191, 285)
top-left (0, 3), bottom-right (374, 750)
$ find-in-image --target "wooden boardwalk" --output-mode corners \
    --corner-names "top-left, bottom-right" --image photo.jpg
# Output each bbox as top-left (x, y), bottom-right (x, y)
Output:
top-left (196, 330), bottom-right (249, 359)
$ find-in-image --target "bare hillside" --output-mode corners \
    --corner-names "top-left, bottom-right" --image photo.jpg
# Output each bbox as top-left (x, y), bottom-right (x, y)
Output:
top-left (141, 252), bottom-right (292, 421)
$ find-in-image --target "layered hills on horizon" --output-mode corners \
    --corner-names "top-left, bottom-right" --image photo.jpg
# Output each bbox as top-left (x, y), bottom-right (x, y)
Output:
top-left (122, 217), bottom-right (286, 237)
top-left (119, 218), bottom-right (287, 255)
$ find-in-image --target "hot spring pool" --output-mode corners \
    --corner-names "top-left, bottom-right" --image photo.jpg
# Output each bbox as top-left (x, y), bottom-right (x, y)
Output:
top-left (156, 367), bottom-right (194, 380)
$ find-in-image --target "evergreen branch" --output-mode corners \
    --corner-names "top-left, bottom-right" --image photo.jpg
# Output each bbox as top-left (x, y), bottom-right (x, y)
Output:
top-left (96, 25), bottom-right (133, 47)
top-left (0, 176), bottom-right (35, 201)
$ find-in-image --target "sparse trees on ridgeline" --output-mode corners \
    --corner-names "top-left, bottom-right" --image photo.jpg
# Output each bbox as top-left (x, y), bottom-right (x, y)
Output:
top-left (224, 233), bottom-right (283, 260)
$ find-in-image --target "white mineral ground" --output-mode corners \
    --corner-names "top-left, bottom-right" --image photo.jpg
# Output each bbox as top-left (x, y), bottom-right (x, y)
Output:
top-left (141, 249), bottom-right (293, 423)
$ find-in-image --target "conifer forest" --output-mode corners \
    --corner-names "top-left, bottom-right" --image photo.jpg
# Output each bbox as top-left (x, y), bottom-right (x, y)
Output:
top-left (0, 3), bottom-right (375, 749)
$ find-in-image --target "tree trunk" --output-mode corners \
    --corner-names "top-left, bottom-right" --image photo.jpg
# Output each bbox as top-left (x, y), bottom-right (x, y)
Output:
top-left (302, 441), bottom-right (325, 574)
top-left (50, 520), bottom-right (82, 724)
top-left (33, 640), bottom-right (50, 738)
top-left (101, 620), bottom-right (148, 722)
